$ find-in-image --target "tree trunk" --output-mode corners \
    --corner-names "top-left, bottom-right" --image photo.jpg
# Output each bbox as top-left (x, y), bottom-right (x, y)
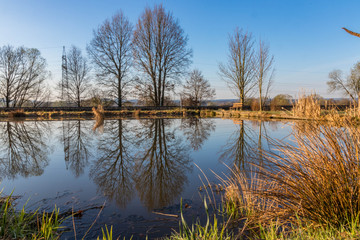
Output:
top-left (240, 94), bottom-right (244, 111)
top-left (78, 89), bottom-right (81, 107)
top-left (118, 76), bottom-right (122, 107)
top-left (6, 84), bottom-right (10, 108)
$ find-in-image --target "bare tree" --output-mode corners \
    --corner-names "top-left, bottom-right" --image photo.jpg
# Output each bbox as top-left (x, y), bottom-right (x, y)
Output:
top-left (30, 82), bottom-right (51, 107)
top-left (327, 62), bottom-right (360, 109)
top-left (0, 45), bottom-right (23, 107)
top-left (219, 28), bottom-right (257, 110)
top-left (0, 45), bottom-right (50, 107)
top-left (62, 46), bottom-right (91, 107)
top-left (256, 40), bottom-right (274, 111)
top-left (87, 11), bottom-right (133, 107)
top-left (132, 5), bottom-right (192, 106)
top-left (349, 63), bottom-right (360, 105)
top-left (181, 69), bottom-right (215, 107)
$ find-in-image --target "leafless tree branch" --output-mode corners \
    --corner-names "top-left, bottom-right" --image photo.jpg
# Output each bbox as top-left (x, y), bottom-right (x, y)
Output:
top-left (132, 5), bottom-right (192, 106)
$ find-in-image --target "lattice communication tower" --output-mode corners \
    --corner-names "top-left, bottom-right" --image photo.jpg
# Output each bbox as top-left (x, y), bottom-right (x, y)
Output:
top-left (61, 46), bottom-right (68, 103)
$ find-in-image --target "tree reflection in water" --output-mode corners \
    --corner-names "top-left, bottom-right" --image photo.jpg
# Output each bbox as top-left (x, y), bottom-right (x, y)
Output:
top-left (0, 118), bottom-right (207, 210)
top-left (0, 121), bottom-right (51, 180)
top-left (220, 120), bottom-right (275, 169)
top-left (180, 118), bottom-right (215, 151)
top-left (133, 119), bottom-right (191, 210)
top-left (61, 120), bottom-right (92, 177)
top-left (91, 119), bottom-right (135, 208)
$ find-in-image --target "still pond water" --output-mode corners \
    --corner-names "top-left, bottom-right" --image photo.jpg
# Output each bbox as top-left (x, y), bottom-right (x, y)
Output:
top-left (0, 117), bottom-right (294, 239)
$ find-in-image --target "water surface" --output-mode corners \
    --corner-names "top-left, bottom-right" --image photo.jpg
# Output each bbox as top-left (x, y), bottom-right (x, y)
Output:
top-left (0, 118), bottom-right (293, 239)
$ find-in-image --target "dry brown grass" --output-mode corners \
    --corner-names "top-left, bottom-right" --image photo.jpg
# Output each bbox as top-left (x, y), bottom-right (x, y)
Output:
top-left (222, 171), bottom-right (281, 228)
top-left (344, 104), bottom-right (360, 119)
top-left (224, 119), bottom-right (360, 230)
top-left (293, 93), bottom-right (321, 118)
top-left (200, 110), bottom-right (216, 117)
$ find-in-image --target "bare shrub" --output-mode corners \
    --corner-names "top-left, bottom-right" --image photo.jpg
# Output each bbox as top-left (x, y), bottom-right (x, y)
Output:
top-left (251, 99), bottom-right (260, 111)
top-left (270, 94), bottom-right (291, 111)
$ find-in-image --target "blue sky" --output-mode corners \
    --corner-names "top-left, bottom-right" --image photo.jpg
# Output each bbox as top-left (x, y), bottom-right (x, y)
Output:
top-left (1, 0), bottom-right (360, 99)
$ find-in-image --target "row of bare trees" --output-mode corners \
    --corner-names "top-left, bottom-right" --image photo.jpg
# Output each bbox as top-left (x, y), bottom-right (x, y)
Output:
top-left (0, 5), bottom-right (206, 108)
top-left (64, 14), bottom-right (276, 108)
top-left (1, 5), bottom-right (278, 108)
top-left (86, 5), bottom-right (194, 107)
top-left (60, 5), bottom-right (207, 107)
top-left (219, 28), bottom-right (274, 111)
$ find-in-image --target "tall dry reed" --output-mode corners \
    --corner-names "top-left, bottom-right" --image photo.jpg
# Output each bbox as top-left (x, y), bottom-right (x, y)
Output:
top-left (224, 119), bottom-right (360, 230)
top-left (293, 93), bottom-right (321, 118)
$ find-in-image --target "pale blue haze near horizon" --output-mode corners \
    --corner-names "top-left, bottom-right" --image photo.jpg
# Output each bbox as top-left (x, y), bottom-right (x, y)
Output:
top-left (1, 0), bottom-right (360, 99)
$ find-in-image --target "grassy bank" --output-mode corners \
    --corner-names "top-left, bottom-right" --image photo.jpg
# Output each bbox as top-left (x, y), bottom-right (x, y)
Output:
top-left (0, 193), bottom-right (63, 239)
top-left (1, 107), bottom-right (356, 123)
top-left (217, 94), bottom-right (360, 122)
top-left (0, 108), bottom-right (218, 120)
top-left (1, 95), bottom-right (359, 122)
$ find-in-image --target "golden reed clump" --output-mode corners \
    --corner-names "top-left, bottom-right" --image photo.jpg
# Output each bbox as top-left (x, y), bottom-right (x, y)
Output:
top-left (224, 119), bottom-right (360, 229)
top-left (293, 93), bottom-right (321, 118)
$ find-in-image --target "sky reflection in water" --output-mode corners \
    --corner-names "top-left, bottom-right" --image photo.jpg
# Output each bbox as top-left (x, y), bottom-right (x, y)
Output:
top-left (0, 118), bottom-right (293, 239)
